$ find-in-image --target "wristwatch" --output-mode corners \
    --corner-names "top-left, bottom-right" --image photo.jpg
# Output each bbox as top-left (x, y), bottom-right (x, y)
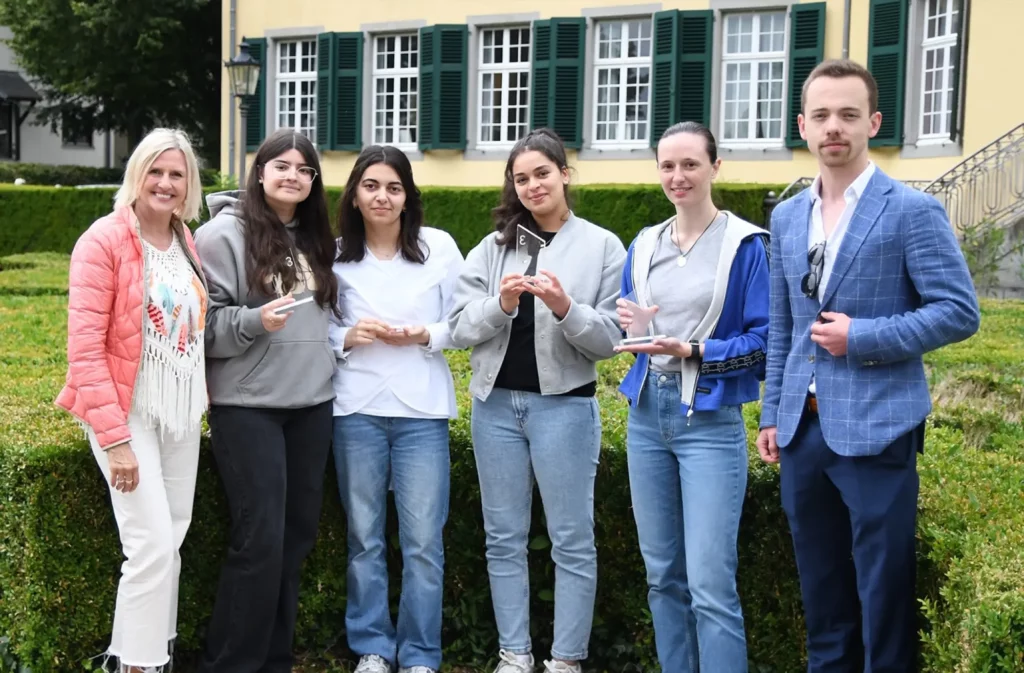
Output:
top-left (687, 340), bottom-right (702, 362)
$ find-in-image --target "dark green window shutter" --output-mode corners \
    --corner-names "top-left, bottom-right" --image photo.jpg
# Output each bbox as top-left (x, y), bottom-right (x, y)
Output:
top-left (419, 28), bottom-right (436, 148)
top-left (335, 32), bottom-right (364, 150)
top-left (948, 6), bottom-right (965, 142)
top-left (242, 37), bottom-right (267, 152)
top-left (530, 20), bottom-right (553, 131)
top-left (650, 11), bottom-right (680, 146)
top-left (785, 3), bottom-right (826, 148)
top-left (867, 0), bottom-right (908, 146)
top-left (678, 11), bottom-right (713, 129)
top-left (650, 10), bottom-right (712, 148)
top-left (530, 18), bottom-right (585, 149)
top-left (418, 24), bottom-right (468, 151)
top-left (316, 33), bottom-right (337, 149)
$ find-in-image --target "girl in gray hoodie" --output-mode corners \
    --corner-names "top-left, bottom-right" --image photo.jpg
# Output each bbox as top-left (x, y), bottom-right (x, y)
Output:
top-left (193, 129), bottom-right (340, 673)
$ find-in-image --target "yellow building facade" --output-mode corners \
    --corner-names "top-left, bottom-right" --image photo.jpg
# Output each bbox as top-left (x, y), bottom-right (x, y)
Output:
top-left (219, 0), bottom-right (1020, 187)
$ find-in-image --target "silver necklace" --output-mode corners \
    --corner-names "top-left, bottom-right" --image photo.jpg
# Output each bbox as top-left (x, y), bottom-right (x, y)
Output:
top-left (674, 210), bottom-right (720, 267)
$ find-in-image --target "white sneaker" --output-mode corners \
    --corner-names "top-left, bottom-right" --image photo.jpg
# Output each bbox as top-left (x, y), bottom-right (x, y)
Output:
top-left (543, 660), bottom-right (581, 673)
top-left (355, 654), bottom-right (392, 673)
top-left (494, 649), bottom-right (535, 673)
top-left (397, 668), bottom-right (436, 673)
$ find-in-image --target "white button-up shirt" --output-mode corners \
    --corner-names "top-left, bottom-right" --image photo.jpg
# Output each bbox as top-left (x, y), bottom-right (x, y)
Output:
top-left (329, 227), bottom-right (464, 419)
top-left (808, 161), bottom-right (876, 394)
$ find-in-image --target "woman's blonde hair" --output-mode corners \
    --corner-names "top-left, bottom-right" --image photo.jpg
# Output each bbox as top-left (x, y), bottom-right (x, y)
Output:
top-left (114, 128), bottom-right (204, 223)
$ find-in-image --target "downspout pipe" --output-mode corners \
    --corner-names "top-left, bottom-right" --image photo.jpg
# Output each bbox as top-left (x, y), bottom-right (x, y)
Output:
top-left (842, 0), bottom-right (852, 59)
top-left (227, 0), bottom-right (237, 179)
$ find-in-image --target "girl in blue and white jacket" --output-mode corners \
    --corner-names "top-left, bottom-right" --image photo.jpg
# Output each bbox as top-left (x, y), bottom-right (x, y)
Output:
top-left (614, 121), bottom-right (769, 673)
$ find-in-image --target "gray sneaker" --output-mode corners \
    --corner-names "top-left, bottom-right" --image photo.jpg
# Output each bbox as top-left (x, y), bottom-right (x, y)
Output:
top-left (494, 649), bottom-right (535, 673)
top-left (355, 654), bottom-right (392, 673)
top-left (398, 668), bottom-right (437, 673)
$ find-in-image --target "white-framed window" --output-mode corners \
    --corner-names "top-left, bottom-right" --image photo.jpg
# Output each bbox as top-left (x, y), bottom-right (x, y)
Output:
top-left (478, 26), bottom-right (531, 146)
top-left (720, 11), bottom-right (787, 146)
top-left (592, 19), bottom-right (652, 148)
top-left (918, 0), bottom-right (960, 141)
top-left (372, 33), bottom-right (419, 149)
top-left (275, 39), bottom-right (318, 141)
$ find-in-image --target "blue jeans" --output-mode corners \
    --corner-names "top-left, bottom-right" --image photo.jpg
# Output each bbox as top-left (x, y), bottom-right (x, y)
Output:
top-left (627, 371), bottom-right (749, 673)
top-left (332, 414), bottom-right (451, 670)
top-left (470, 389), bottom-right (600, 662)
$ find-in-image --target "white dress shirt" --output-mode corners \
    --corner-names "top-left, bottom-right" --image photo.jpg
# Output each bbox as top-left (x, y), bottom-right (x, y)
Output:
top-left (808, 161), bottom-right (876, 394)
top-left (329, 227), bottom-right (465, 419)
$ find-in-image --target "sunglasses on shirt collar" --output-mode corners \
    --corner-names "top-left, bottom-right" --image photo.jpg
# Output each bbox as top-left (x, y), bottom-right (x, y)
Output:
top-left (801, 241), bottom-right (826, 299)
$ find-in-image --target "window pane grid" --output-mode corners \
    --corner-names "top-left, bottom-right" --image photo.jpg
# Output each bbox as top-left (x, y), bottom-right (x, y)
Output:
top-left (276, 39), bottom-right (317, 142)
top-left (373, 34), bottom-right (419, 148)
top-left (919, 0), bottom-right (960, 139)
top-left (479, 27), bottom-right (531, 145)
top-left (721, 12), bottom-right (786, 144)
top-left (593, 19), bottom-right (652, 146)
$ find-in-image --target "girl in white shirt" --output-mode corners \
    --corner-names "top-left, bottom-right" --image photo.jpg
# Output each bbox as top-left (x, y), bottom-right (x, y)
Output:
top-left (328, 145), bottom-right (464, 673)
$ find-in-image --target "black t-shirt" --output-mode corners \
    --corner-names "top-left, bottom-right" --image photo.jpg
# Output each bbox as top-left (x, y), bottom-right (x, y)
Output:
top-left (494, 231), bottom-right (596, 398)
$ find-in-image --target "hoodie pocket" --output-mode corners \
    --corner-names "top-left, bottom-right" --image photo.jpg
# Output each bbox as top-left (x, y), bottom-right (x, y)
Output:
top-left (238, 340), bottom-right (335, 404)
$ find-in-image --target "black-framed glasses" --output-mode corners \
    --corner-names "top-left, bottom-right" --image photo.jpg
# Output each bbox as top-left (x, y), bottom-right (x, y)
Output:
top-left (801, 241), bottom-right (826, 299)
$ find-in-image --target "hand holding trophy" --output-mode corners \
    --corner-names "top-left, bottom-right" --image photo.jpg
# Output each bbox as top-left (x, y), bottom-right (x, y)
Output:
top-left (616, 290), bottom-right (664, 346)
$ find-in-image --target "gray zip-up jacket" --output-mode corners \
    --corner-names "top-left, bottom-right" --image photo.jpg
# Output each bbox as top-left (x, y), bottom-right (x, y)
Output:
top-left (193, 191), bottom-right (336, 409)
top-left (448, 212), bottom-right (626, 401)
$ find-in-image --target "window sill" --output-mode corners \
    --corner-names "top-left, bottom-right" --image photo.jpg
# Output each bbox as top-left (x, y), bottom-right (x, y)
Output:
top-left (465, 146), bottom-right (515, 161)
top-left (899, 140), bottom-right (963, 159)
top-left (577, 146), bottom-right (655, 161)
top-left (718, 146), bottom-right (792, 161)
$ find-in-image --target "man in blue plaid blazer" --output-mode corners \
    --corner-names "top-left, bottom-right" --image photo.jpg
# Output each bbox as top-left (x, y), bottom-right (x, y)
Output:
top-left (757, 60), bottom-right (980, 672)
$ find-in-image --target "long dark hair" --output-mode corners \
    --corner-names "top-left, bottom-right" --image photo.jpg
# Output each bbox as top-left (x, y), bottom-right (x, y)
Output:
top-left (241, 129), bottom-right (338, 316)
top-left (335, 145), bottom-right (426, 264)
top-left (492, 127), bottom-right (572, 248)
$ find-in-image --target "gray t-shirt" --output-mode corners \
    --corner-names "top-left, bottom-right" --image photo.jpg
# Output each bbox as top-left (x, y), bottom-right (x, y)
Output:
top-left (649, 213), bottom-right (727, 371)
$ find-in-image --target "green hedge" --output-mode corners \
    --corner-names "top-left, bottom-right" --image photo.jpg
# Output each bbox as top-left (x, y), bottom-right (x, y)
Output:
top-left (0, 163), bottom-right (219, 188)
top-left (0, 183), bottom-right (783, 259)
top-left (0, 284), bottom-right (804, 673)
top-left (1, 256), bottom-right (1022, 672)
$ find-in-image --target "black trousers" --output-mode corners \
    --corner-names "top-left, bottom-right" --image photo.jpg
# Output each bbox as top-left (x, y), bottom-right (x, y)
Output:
top-left (199, 401), bottom-right (333, 673)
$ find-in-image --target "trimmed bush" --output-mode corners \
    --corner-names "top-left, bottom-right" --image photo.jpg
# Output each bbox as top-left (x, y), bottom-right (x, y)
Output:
top-left (0, 183), bottom-right (785, 258)
top-left (0, 162), bottom-right (220, 188)
top-left (1, 256), bottom-right (1022, 673)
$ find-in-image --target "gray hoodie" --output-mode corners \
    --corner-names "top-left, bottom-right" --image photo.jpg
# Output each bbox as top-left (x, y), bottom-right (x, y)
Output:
top-left (193, 190), bottom-right (336, 409)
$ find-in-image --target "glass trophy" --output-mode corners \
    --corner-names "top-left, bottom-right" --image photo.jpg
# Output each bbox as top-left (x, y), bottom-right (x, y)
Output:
top-left (618, 289), bottom-right (665, 346)
top-left (516, 224), bottom-right (546, 268)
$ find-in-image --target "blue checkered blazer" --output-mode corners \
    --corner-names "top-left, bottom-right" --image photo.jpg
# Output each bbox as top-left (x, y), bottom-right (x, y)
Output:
top-left (760, 169), bottom-right (980, 456)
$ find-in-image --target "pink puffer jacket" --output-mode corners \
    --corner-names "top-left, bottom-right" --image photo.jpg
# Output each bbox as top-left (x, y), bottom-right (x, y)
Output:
top-left (55, 206), bottom-right (205, 449)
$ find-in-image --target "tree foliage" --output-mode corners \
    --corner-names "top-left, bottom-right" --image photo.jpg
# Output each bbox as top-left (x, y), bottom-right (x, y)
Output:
top-left (0, 0), bottom-right (220, 163)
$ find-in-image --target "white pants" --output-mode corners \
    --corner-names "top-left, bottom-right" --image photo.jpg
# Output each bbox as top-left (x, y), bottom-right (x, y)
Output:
top-left (88, 413), bottom-right (201, 669)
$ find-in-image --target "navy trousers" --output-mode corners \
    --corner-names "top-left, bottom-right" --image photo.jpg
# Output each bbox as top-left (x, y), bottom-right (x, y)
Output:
top-left (780, 406), bottom-right (924, 673)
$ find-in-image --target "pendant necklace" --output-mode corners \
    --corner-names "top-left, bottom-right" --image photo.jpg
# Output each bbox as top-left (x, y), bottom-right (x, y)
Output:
top-left (675, 210), bottom-right (720, 267)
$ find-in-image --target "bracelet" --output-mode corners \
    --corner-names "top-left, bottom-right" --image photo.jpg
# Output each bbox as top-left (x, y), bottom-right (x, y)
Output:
top-left (687, 340), bottom-right (702, 362)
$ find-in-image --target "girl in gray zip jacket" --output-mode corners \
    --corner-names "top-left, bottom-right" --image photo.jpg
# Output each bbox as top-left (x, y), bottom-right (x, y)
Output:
top-left (446, 128), bottom-right (625, 673)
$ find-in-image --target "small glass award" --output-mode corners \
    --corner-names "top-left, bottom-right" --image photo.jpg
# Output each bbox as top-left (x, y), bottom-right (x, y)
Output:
top-left (516, 224), bottom-right (546, 268)
top-left (618, 289), bottom-right (665, 346)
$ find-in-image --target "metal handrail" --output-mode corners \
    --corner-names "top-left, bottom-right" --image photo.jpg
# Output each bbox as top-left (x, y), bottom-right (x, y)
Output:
top-left (923, 123), bottom-right (1024, 232)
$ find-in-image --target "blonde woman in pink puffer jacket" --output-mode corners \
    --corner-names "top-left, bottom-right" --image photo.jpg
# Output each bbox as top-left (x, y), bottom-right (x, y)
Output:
top-left (55, 128), bottom-right (207, 673)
